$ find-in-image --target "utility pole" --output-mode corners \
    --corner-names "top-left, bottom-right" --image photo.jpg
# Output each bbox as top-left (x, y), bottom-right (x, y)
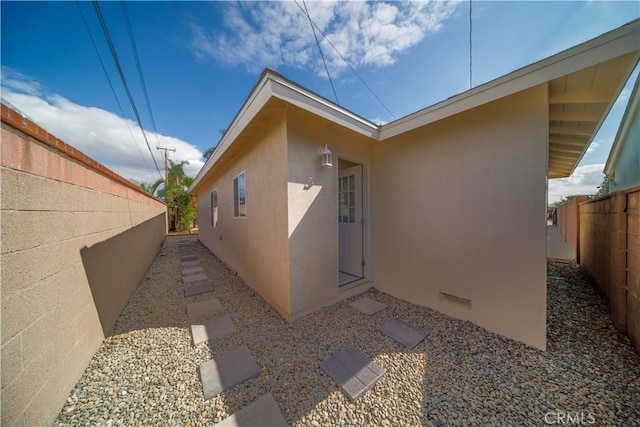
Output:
top-left (156, 146), bottom-right (176, 191)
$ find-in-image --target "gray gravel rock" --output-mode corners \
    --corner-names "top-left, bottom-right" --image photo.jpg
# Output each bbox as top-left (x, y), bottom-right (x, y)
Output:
top-left (55, 240), bottom-right (640, 426)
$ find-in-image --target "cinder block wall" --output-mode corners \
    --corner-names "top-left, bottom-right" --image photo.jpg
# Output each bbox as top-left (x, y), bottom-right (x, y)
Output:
top-left (0, 104), bottom-right (167, 426)
top-left (624, 189), bottom-right (640, 353)
top-left (577, 187), bottom-right (640, 354)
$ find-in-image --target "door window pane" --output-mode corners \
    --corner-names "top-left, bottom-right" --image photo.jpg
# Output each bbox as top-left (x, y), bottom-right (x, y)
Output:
top-left (338, 175), bottom-right (356, 223)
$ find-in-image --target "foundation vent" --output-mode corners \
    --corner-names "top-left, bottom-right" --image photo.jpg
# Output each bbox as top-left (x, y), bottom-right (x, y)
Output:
top-left (439, 292), bottom-right (472, 310)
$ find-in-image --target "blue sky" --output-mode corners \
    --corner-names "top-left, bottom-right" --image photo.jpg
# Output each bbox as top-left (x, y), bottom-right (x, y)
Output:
top-left (1, 1), bottom-right (638, 201)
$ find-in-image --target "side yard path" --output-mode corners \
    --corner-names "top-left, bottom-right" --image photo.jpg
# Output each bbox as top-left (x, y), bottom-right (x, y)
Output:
top-left (56, 237), bottom-right (640, 426)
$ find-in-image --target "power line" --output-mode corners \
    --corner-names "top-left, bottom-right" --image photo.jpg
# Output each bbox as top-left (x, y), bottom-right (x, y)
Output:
top-left (75, 1), bottom-right (152, 174)
top-left (92, 0), bottom-right (163, 180)
top-left (293, 0), bottom-right (396, 121)
top-left (469, 0), bottom-right (473, 89)
top-left (302, 0), bottom-right (339, 104)
top-left (121, 2), bottom-right (160, 144)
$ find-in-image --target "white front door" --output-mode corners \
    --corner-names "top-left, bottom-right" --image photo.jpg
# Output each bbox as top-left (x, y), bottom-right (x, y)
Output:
top-left (338, 165), bottom-right (363, 281)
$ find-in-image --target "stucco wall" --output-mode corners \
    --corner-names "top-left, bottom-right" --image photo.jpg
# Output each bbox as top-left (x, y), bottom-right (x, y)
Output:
top-left (286, 106), bottom-right (374, 317)
top-left (196, 111), bottom-right (290, 317)
top-left (1, 107), bottom-right (167, 426)
top-left (556, 196), bottom-right (589, 260)
top-left (371, 85), bottom-right (549, 350)
top-left (610, 110), bottom-right (640, 192)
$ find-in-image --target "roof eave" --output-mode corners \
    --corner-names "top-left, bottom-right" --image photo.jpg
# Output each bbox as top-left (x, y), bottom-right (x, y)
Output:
top-left (380, 19), bottom-right (640, 141)
top-left (190, 70), bottom-right (379, 192)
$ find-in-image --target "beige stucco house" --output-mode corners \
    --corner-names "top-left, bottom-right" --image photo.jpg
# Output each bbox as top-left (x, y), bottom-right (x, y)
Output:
top-left (190, 20), bottom-right (640, 350)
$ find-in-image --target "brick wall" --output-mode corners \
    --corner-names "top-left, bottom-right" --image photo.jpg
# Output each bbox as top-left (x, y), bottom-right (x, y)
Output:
top-left (0, 104), bottom-right (167, 425)
top-left (626, 190), bottom-right (640, 354)
top-left (558, 186), bottom-right (640, 354)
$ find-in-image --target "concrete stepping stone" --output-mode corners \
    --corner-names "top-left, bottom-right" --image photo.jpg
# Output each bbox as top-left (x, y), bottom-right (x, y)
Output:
top-left (181, 255), bottom-right (199, 262)
top-left (377, 319), bottom-right (428, 349)
top-left (187, 298), bottom-right (223, 319)
top-left (319, 345), bottom-right (384, 402)
top-left (183, 266), bottom-right (204, 276)
top-left (180, 251), bottom-right (198, 257)
top-left (183, 273), bottom-right (208, 284)
top-left (215, 393), bottom-right (288, 427)
top-left (349, 297), bottom-right (387, 315)
top-left (200, 344), bottom-right (261, 400)
top-left (191, 314), bottom-right (235, 346)
top-left (182, 260), bottom-right (200, 268)
top-left (184, 283), bottom-right (214, 297)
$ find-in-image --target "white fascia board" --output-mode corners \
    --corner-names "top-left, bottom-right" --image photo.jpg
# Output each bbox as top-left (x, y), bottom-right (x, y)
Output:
top-left (190, 75), bottom-right (274, 192)
top-left (269, 77), bottom-right (380, 139)
top-left (605, 73), bottom-right (640, 175)
top-left (380, 19), bottom-right (640, 141)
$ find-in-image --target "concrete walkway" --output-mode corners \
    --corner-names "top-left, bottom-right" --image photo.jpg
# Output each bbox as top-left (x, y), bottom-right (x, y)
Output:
top-left (546, 225), bottom-right (574, 259)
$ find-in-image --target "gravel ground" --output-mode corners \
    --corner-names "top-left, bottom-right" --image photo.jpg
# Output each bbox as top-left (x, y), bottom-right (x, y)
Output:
top-left (55, 237), bottom-right (640, 426)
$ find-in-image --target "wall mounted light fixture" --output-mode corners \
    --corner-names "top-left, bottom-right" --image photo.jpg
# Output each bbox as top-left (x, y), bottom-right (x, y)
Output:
top-left (318, 144), bottom-right (333, 168)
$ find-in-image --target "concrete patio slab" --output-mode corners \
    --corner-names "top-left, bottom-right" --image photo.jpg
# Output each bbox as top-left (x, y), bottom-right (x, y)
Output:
top-left (181, 260), bottom-right (200, 268)
top-left (183, 273), bottom-right (208, 284)
top-left (215, 393), bottom-right (288, 427)
top-left (349, 297), bottom-right (387, 315)
top-left (319, 345), bottom-right (384, 402)
top-left (200, 344), bottom-right (261, 400)
top-left (377, 319), bottom-right (428, 349)
top-left (182, 266), bottom-right (204, 276)
top-left (187, 298), bottom-right (223, 319)
top-left (184, 283), bottom-right (214, 297)
top-left (191, 314), bottom-right (235, 346)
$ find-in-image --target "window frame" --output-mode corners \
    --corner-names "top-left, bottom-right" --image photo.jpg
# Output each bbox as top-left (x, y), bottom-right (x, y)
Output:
top-left (233, 171), bottom-right (247, 218)
top-left (211, 189), bottom-right (218, 227)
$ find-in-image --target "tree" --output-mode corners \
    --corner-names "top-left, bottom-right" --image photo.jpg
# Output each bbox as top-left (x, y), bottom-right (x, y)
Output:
top-left (202, 146), bottom-right (215, 160)
top-left (596, 174), bottom-right (611, 196)
top-left (164, 159), bottom-right (197, 232)
top-left (202, 129), bottom-right (226, 161)
top-left (135, 161), bottom-right (197, 232)
top-left (132, 179), bottom-right (163, 197)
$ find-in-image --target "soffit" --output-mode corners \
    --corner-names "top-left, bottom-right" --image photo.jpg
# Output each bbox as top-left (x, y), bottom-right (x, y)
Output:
top-left (197, 98), bottom-right (286, 183)
top-left (548, 52), bottom-right (638, 178)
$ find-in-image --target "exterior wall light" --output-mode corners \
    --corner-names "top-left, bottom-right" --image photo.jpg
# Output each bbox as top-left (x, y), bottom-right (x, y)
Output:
top-left (318, 144), bottom-right (333, 168)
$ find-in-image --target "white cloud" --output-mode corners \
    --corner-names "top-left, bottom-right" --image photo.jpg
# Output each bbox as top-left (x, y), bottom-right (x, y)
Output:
top-left (191, 1), bottom-right (460, 76)
top-left (548, 163), bottom-right (605, 204)
top-left (1, 67), bottom-right (42, 95)
top-left (585, 140), bottom-right (600, 155)
top-left (1, 68), bottom-right (203, 184)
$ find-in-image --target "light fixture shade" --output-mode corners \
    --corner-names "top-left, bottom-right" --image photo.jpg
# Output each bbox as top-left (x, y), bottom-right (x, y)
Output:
top-left (318, 144), bottom-right (333, 167)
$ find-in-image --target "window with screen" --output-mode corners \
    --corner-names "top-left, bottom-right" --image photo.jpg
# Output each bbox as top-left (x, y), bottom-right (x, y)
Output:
top-left (211, 189), bottom-right (218, 227)
top-left (233, 172), bottom-right (246, 217)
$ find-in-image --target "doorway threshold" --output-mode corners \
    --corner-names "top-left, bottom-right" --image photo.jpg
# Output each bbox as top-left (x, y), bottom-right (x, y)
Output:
top-left (339, 271), bottom-right (364, 287)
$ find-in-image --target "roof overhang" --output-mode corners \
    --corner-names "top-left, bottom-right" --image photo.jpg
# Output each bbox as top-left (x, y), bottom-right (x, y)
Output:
top-left (378, 19), bottom-right (639, 178)
top-left (190, 69), bottom-right (378, 191)
top-left (191, 19), bottom-right (640, 191)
